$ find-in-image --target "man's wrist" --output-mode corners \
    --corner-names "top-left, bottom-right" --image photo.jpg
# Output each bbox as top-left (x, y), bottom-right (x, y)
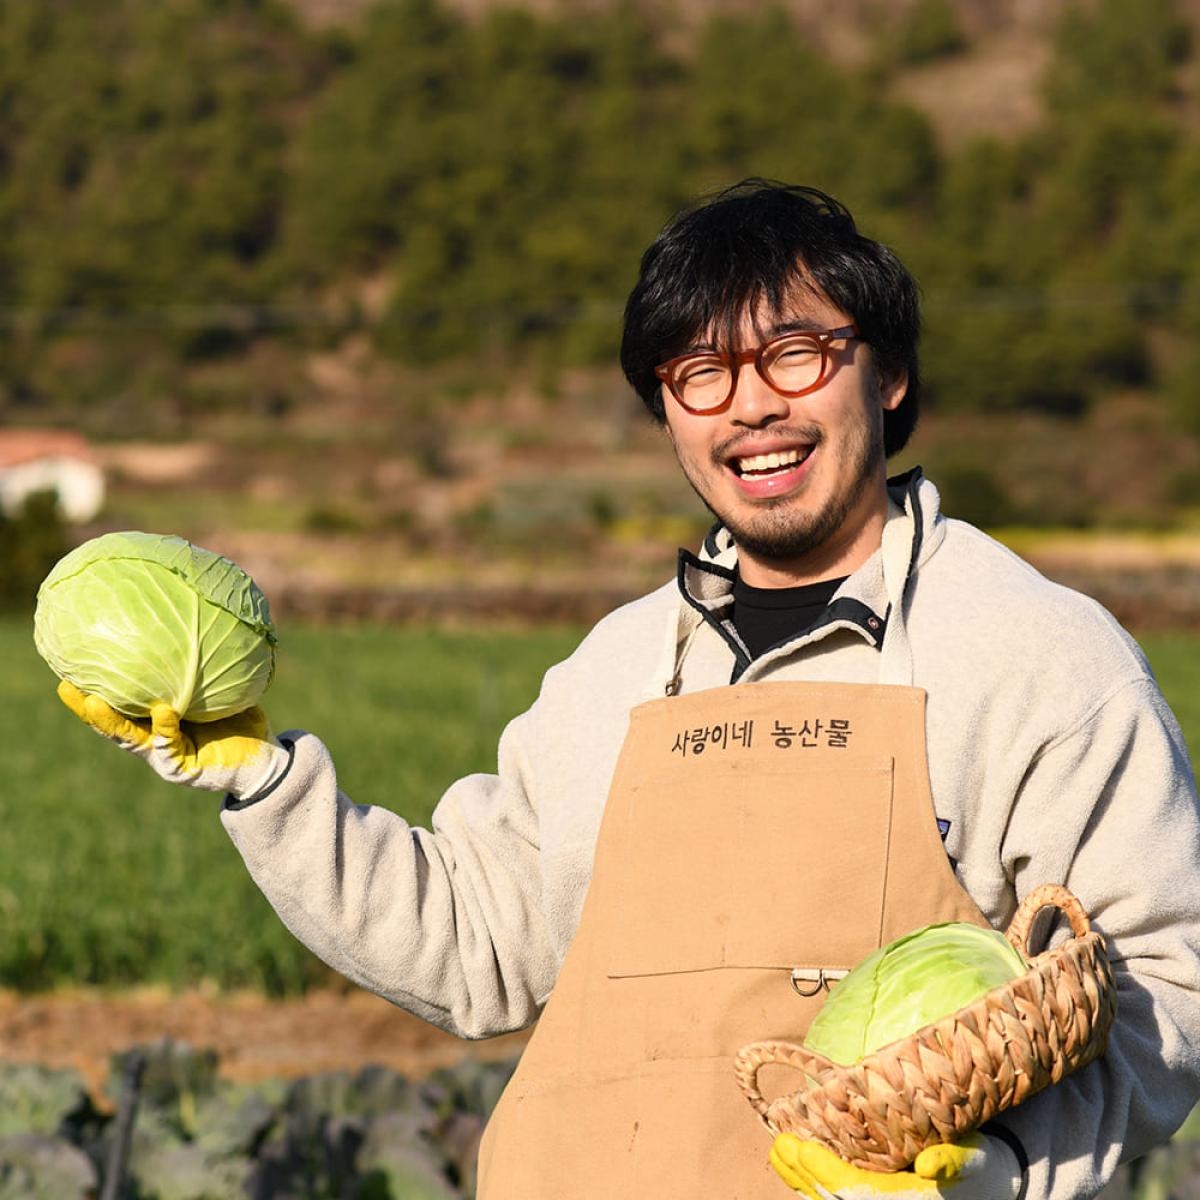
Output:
top-left (225, 737), bottom-right (295, 810)
top-left (979, 1123), bottom-right (1028, 1200)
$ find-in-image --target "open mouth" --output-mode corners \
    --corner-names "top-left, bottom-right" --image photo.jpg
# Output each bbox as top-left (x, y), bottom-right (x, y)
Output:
top-left (731, 446), bottom-right (813, 479)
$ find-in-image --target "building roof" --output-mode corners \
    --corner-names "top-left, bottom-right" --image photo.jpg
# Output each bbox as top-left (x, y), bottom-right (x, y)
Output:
top-left (0, 429), bottom-right (97, 469)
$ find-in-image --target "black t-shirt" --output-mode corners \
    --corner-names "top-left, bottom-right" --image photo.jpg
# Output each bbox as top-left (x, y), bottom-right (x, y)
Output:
top-left (730, 571), bottom-right (848, 660)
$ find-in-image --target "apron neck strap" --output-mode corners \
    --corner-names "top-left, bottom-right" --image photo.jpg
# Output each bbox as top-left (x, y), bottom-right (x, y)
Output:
top-left (662, 603), bottom-right (704, 697)
top-left (878, 510), bottom-right (917, 687)
top-left (878, 602), bottom-right (914, 687)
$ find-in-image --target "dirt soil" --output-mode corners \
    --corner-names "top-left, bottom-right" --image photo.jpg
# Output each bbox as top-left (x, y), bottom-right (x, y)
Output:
top-left (0, 987), bottom-right (531, 1110)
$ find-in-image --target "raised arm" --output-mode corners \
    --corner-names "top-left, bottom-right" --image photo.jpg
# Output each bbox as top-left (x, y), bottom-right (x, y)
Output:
top-left (220, 706), bottom-right (561, 1039)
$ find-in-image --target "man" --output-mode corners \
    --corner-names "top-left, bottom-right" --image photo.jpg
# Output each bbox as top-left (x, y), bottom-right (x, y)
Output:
top-left (61, 181), bottom-right (1200, 1198)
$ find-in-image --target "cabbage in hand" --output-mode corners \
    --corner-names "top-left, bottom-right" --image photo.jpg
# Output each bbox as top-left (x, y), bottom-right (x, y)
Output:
top-left (34, 531), bottom-right (276, 723)
top-left (803, 922), bottom-right (1027, 1066)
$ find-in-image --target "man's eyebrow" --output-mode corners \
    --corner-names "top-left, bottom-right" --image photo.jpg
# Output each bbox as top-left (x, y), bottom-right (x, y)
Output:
top-left (766, 316), bottom-right (828, 336)
top-left (678, 313), bottom-right (833, 355)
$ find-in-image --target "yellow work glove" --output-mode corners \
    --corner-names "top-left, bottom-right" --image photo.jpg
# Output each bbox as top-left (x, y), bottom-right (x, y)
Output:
top-left (57, 681), bottom-right (292, 803)
top-left (770, 1132), bottom-right (1023, 1200)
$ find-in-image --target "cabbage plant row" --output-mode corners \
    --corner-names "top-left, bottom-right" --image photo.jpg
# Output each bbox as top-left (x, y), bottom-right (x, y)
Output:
top-left (0, 1040), bottom-right (1195, 1198)
top-left (0, 1039), bottom-right (514, 1199)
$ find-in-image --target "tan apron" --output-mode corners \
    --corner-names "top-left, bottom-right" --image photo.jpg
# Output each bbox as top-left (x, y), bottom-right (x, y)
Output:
top-left (478, 664), bottom-right (990, 1197)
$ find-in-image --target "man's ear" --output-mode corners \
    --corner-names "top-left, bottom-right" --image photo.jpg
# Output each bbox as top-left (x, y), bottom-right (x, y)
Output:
top-left (879, 369), bottom-right (908, 412)
top-left (659, 391), bottom-right (678, 441)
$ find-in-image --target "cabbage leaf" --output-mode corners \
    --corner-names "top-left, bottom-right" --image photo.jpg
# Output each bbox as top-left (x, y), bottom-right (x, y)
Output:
top-left (803, 922), bottom-right (1027, 1066)
top-left (34, 531), bottom-right (276, 723)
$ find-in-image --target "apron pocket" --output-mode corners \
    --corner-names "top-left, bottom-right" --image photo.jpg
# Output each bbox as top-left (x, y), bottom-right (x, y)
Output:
top-left (606, 759), bottom-right (896, 979)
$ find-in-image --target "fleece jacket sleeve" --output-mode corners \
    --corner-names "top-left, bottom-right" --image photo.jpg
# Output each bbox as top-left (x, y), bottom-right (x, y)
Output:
top-left (219, 704), bottom-right (560, 1040)
top-left (990, 677), bottom-right (1200, 1200)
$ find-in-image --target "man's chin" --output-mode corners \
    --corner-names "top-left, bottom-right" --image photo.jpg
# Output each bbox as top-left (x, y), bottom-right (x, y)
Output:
top-left (724, 524), bottom-right (829, 563)
top-left (709, 503), bottom-right (829, 559)
top-left (713, 490), bottom-right (861, 564)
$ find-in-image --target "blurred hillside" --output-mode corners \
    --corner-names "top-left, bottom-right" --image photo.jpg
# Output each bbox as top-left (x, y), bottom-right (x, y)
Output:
top-left (284, 0), bottom-right (1200, 149)
top-left (6, 0), bottom-right (1200, 618)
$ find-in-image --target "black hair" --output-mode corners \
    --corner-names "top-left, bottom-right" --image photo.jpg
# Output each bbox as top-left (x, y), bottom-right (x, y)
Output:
top-left (619, 179), bottom-right (922, 457)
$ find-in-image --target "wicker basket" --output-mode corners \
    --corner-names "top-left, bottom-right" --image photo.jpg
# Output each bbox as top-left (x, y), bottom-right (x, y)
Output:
top-left (734, 884), bottom-right (1116, 1172)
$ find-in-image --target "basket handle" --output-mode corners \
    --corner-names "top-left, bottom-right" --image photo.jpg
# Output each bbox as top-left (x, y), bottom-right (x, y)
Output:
top-left (1005, 883), bottom-right (1092, 957)
top-left (733, 1039), bottom-right (835, 1122)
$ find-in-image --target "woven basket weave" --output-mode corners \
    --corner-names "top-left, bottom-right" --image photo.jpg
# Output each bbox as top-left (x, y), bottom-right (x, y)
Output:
top-left (734, 884), bottom-right (1116, 1172)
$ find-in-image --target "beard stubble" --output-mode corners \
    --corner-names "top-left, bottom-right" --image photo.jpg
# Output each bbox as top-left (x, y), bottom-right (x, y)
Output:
top-left (675, 404), bottom-right (887, 564)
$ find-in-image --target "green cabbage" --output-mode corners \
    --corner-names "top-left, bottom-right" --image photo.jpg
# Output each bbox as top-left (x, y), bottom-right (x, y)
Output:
top-left (34, 530), bottom-right (277, 723)
top-left (803, 922), bottom-right (1027, 1066)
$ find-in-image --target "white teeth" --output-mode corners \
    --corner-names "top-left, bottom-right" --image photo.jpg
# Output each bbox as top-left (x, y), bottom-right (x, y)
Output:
top-left (736, 447), bottom-right (807, 474)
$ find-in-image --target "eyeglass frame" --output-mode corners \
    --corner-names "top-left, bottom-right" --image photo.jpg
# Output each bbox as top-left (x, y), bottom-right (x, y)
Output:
top-left (653, 323), bottom-right (861, 416)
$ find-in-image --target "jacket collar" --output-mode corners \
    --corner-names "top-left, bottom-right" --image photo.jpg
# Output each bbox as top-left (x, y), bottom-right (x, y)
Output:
top-left (675, 467), bottom-right (941, 676)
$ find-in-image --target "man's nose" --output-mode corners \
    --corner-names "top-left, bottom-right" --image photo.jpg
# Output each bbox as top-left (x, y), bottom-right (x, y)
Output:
top-left (728, 365), bottom-right (789, 426)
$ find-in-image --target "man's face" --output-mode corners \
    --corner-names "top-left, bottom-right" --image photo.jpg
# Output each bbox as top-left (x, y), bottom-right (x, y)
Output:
top-left (662, 288), bottom-right (906, 584)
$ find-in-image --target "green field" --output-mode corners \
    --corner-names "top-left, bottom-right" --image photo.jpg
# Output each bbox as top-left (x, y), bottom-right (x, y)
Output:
top-left (1, 617), bottom-right (1196, 995)
top-left (0, 616), bottom-right (583, 993)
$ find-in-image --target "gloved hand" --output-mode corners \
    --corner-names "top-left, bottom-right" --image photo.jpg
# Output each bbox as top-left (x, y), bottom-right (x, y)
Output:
top-left (770, 1131), bottom-right (1023, 1200)
top-left (57, 681), bottom-right (292, 802)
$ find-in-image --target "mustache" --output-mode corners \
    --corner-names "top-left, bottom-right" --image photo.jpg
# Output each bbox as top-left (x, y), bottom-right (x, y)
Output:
top-left (710, 426), bottom-right (825, 466)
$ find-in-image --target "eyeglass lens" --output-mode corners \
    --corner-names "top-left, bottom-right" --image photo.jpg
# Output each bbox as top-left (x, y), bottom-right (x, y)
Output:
top-left (672, 334), bottom-right (825, 410)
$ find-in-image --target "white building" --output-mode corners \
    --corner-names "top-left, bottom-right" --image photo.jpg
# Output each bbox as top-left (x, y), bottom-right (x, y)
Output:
top-left (0, 429), bottom-right (105, 523)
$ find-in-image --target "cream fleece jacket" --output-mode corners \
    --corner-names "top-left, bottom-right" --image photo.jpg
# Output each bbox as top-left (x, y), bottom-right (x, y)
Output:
top-left (222, 469), bottom-right (1200, 1200)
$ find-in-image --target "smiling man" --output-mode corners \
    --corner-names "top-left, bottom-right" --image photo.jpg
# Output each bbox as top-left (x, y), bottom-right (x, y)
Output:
top-left (657, 301), bottom-right (904, 588)
top-left (62, 180), bottom-right (1200, 1199)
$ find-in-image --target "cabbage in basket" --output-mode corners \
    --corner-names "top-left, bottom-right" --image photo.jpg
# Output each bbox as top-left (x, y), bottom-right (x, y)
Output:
top-left (803, 922), bottom-right (1028, 1066)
